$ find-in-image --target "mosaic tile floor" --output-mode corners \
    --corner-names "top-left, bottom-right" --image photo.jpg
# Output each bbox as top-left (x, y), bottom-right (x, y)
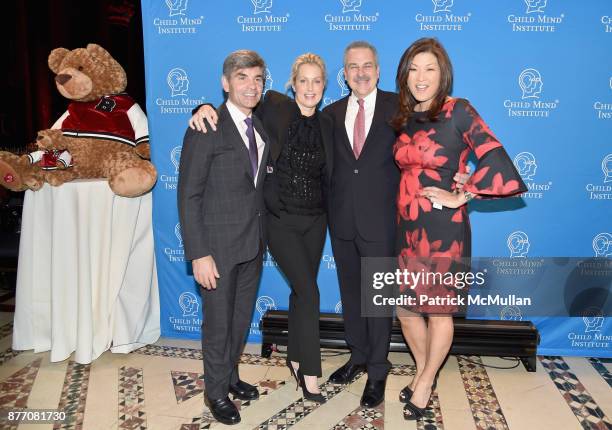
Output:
top-left (0, 313), bottom-right (610, 430)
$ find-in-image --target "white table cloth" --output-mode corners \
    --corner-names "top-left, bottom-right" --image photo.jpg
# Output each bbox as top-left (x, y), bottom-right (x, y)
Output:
top-left (12, 180), bottom-right (160, 363)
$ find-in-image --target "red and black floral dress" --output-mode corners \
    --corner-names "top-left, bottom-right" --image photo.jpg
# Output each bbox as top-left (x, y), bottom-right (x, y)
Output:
top-left (393, 98), bottom-right (527, 314)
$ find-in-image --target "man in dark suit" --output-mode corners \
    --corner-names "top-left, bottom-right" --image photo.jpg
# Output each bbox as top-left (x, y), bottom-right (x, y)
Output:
top-left (323, 41), bottom-right (400, 408)
top-left (178, 50), bottom-right (269, 426)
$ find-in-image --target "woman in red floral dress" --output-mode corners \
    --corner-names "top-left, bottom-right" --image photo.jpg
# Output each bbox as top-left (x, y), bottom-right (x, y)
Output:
top-left (392, 38), bottom-right (527, 420)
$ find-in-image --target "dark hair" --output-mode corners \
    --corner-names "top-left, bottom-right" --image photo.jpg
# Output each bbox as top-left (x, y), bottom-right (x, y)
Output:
top-left (222, 49), bottom-right (266, 79)
top-left (391, 38), bottom-right (453, 131)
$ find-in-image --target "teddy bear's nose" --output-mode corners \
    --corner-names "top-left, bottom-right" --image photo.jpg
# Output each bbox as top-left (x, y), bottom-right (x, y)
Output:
top-left (55, 74), bottom-right (72, 85)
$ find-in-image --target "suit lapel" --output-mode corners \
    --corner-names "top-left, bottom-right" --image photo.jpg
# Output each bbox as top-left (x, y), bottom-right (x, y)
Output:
top-left (335, 96), bottom-right (353, 155)
top-left (360, 90), bottom-right (385, 157)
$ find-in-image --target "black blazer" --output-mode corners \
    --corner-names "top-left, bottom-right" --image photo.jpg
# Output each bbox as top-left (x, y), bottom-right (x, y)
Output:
top-left (178, 103), bottom-right (270, 268)
top-left (323, 89), bottom-right (400, 243)
top-left (255, 90), bottom-right (334, 216)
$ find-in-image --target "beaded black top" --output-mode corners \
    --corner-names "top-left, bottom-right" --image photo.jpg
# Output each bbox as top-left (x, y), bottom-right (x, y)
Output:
top-left (276, 112), bottom-right (326, 215)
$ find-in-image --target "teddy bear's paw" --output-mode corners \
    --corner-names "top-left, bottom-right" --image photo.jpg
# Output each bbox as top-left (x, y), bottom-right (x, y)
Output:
top-left (45, 177), bottom-right (62, 187)
top-left (109, 166), bottom-right (156, 197)
top-left (0, 159), bottom-right (26, 191)
top-left (24, 174), bottom-right (44, 191)
top-left (36, 129), bottom-right (65, 149)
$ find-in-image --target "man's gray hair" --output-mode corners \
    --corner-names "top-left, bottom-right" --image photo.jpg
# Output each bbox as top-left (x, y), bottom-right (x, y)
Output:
top-left (343, 41), bottom-right (379, 67)
top-left (222, 50), bottom-right (266, 79)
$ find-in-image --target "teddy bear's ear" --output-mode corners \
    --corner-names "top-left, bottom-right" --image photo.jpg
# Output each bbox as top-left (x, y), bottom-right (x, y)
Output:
top-left (48, 48), bottom-right (69, 74)
top-left (86, 44), bottom-right (114, 63)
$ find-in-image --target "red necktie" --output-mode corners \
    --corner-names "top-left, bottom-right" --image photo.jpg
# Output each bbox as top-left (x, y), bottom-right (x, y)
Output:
top-left (353, 98), bottom-right (365, 159)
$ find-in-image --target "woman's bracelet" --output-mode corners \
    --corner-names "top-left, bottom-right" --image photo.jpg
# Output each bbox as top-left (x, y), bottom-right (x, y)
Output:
top-left (463, 191), bottom-right (474, 202)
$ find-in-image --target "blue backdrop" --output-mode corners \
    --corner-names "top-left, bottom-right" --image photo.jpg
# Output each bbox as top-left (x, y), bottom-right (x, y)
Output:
top-left (141, 0), bottom-right (611, 357)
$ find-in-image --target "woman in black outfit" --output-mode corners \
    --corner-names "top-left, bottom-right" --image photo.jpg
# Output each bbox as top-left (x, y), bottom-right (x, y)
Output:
top-left (189, 53), bottom-right (333, 403)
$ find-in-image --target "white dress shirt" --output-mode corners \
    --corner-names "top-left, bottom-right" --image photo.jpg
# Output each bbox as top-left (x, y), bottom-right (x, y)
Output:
top-left (345, 88), bottom-right (377, 149)
top-left (226, 100), bottom-right (265, 186)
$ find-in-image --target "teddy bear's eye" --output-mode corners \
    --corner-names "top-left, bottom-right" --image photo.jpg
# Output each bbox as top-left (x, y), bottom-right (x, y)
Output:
top-left (78, 66), bottom-right (84, 71)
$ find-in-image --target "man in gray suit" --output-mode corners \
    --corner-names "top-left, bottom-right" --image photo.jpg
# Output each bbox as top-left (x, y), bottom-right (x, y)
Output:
top-left (178, 50), bottom-right (269, 426)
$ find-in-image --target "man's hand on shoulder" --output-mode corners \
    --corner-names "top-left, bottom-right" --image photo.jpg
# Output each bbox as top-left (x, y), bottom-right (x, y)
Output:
top-left (192, 255), bottom-right (220, 290)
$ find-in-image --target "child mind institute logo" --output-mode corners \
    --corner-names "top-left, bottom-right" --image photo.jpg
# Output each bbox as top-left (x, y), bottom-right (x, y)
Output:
top-left (178, 291), bottom-right (199, 317)
top-left (264, 68), bottom-right (273, 96)
top-left (593, 233), bottom-right (612, 257)
top-left (171, 291), bottom-right (202, 333)
top-left (250, 295), bottom-right (277, 335)
top-left (165, 223), bottom-right (185, 262)
top-left (335, 301), bottom-right (343, 314)
top-left (507, 231), bottom-right (530, 258)
top-left (156, 68), bottom-right (205, 115)
top-left (525, 0), bottom-right (547, 14)
top-left (503, 68), bottom-right (559, 118)
top-left (585, 154), bottom-right (612, 200)
top-left (592, 77), bottom-right (612, 120)
top-left (153, 0), bottom-right (204, 35)
top-left (512, 151), bottom-right (552, 199)
top-left (414, 0), bottom-right (472, 32)
top-left (602, 14), bottom-right (612, 33)
top-left (262, 247), bottom-right (278, 267)
top-left (167, 0), bottom-right (188, 16)
top-left (340, 0), bottom-right (362, 13)
top-left (567, 307), bottom-right (607, 350)
top-left (168, 68), bottom-right (189, 97)
top-left (519, 69), bottom-right (543, 99)
top-left (252, 0), bottom-right (272, 14)
top-left (507, 0), bottom-right (564, 32)
top-left (323, 0), bottom-right (380, 32)
top-left (238, 0), bottom-right (289, 32)
top-left (433, 0), bottom-right (453, 13)
top-left (160, 146), bottom-right (181, 191)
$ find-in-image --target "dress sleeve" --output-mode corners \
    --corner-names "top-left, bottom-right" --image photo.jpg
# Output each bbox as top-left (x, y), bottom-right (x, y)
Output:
top-left (454, 100), bottom-right (527, 198)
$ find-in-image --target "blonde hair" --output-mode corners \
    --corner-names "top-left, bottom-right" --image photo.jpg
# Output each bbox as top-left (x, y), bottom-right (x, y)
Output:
top-left (286, 53), bottom-right (327, 90)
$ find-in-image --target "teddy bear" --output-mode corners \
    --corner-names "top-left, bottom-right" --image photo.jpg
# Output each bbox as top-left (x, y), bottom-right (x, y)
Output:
top-left (0, 44), bottom-right (156, 197)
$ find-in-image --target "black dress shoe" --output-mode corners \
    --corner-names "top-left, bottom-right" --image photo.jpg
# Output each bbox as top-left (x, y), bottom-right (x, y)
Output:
top-left (205, 396), bottom-right (241, 425)
top-left (328, 362), bottom-right (366, 384)
top-left (229, 380), bottom-right (259, 400)
top-left (360, 379), bottom-right (386, 408)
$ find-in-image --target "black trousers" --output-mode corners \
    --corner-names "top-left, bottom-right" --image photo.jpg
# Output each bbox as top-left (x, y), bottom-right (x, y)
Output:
top-left (201, 243), bottom-right (263, 400)
top-left (267, 212), bottom-right (327, 376)
top-left (331, 234), bottom-right (393, 381)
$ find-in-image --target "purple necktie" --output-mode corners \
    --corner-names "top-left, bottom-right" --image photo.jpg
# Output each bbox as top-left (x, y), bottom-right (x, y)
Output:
top-left (244, 117), bottom-right (258, 177)
top-left (353, 98), bottom-right (365, 159)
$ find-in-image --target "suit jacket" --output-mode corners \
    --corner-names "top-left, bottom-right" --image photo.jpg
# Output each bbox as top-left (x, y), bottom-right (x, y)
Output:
top-left (256, 90), bottom-right (334, 216)
top-left (323, 89), bottom-right (400, 243)
top-left (178, 103), bottom-right (270, 268)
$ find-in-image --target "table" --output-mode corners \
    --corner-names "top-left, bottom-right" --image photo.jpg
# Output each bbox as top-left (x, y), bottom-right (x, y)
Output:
top-left (12, 180), bottom-right (160, 363)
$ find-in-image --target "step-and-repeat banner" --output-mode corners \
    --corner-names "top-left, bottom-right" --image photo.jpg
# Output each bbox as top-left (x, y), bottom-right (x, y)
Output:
top-left (141, 0), bottom-right (611, 357)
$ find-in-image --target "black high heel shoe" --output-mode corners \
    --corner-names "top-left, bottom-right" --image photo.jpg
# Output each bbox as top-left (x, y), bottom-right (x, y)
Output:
top-left (286, 360), bottom-right (299, 390)
top-left (399, 376), bottom-right (437, 403)
top-left (296, 369), bottom-right (326, 403)
top-left (403, 382), bottom-right (435, 421)
top-left (403, 399), bottom-right (429, 421)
